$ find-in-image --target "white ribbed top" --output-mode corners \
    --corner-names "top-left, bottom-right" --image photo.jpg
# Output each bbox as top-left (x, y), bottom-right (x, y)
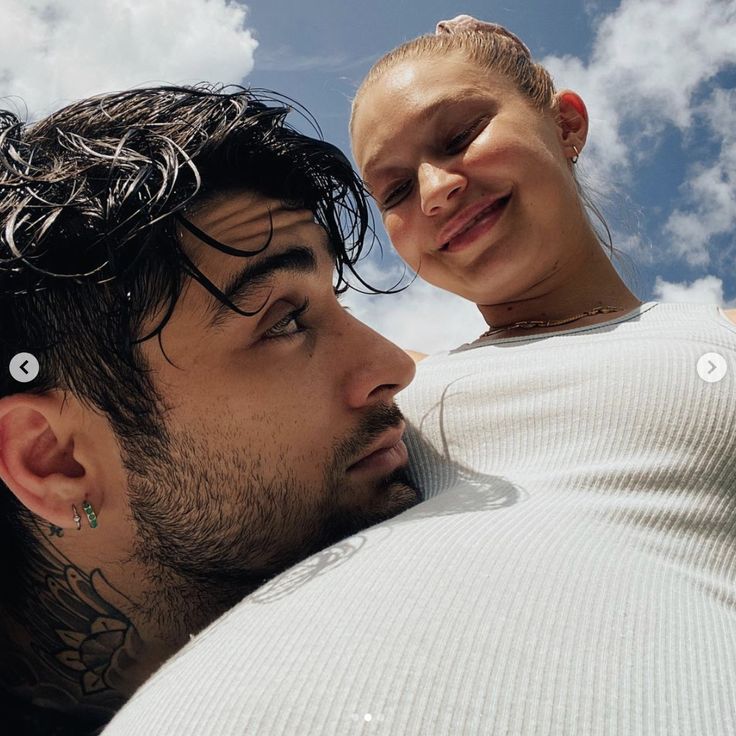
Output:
top-left (104, 302), bottom-right (736, 735)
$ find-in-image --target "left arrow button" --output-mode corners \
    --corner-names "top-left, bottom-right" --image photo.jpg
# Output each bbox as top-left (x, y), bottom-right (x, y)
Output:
top-left (9, 353), bottom-right (40, 383)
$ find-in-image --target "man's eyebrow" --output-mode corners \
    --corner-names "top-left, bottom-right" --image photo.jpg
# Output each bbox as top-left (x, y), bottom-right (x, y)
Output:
top-left (208, 246), bottom-right (317, 326)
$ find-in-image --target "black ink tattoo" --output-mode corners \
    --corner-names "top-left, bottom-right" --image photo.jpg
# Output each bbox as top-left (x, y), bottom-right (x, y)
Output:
top-left (10, 529), bottom-right (144, 711)
top-left (49, 524), bottom-right (64, 537)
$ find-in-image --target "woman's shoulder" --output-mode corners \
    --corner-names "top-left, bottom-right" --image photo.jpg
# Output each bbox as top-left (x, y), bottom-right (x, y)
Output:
top-left (405, 350), bottom-right (429, 363)
top-left (654, 302), bottom-right (736, 332)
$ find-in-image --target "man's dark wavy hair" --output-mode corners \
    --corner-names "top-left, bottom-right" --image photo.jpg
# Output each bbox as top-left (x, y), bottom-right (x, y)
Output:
top-left (0, 85), bottom-right (373, 578)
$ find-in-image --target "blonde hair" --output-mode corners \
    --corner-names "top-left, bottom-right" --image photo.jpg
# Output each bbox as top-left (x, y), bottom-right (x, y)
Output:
top-left (351, 26), bottom-right (557, 127)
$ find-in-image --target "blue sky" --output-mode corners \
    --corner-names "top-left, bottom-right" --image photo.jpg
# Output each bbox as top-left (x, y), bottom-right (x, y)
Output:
top-left (2, 0), bottom-right (734, 351)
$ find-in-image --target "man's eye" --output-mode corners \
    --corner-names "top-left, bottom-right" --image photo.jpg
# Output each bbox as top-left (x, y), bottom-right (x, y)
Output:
top-left (381, 180), bottom-right (412, 210)
top-left (263, 299), bottom-right (309, 340)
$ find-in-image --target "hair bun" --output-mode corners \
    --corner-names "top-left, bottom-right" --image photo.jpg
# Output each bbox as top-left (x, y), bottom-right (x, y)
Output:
top-left (434, 15), bottom-right (531, 57)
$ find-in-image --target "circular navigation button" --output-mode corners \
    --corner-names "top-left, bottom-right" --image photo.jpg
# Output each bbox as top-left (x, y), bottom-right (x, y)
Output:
top-left (9, 352), bottom-right (40, 383)
top-left (697, 352), bottom-right (727, 383)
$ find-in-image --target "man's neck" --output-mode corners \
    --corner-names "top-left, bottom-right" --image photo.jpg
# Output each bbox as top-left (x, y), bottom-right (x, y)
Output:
top-left (1, 528), bottom-right (263, 727)
top-left (2, 551), bottom-right (307, 734)
top-left (0, 534), bottom-right (156, 729)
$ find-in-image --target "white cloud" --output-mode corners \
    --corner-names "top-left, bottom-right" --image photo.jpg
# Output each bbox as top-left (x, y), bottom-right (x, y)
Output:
top-left (254, 48), bottom-right (348, 73)
top-left (541, 0), bottom-right (735, 271)
top-left (542, 0), bottom-right (736, 177)
top-left (653, 275), bottom-right (735, 306)
top-left (343, 261), bottom-right (486, 355)
top-left (664, 89), bottom-right (736, 266)
top-left (254, 46), bottom-right (378, 73)
top-left (0, 0), bottom-right (258, 119)
top-left (614, 232), bottom-right (651, 263)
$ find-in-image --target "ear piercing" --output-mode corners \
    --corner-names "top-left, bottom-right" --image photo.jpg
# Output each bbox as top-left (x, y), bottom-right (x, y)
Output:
top-left (72, 501), bottom-right (98, 529)
top-left (571, 145), bottom-right (580, 164)
top-left (82, 500), bottom-right (98, 529)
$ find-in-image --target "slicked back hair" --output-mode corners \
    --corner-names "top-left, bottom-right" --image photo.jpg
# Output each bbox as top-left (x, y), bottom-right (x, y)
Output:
top-left (351, 27), bottom-right (555, 125)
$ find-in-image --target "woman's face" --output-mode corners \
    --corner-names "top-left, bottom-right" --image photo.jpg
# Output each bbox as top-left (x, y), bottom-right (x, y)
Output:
top-left (351, 51), bottom-right (586, 306)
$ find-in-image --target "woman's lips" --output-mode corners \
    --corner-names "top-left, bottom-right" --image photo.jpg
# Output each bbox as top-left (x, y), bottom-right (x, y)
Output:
top-left (440, 194), bottom-right (511, 253)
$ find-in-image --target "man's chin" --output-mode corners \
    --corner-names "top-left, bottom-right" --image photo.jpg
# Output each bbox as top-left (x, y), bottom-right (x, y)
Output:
top-left (321, 469), bottom-right (421, 547)
top-left (378, 477), bottom-right (422, 517)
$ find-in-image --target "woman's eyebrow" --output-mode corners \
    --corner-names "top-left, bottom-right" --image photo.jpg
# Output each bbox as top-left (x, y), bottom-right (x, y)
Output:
top-left (362, 91), bottom-right (490, 181)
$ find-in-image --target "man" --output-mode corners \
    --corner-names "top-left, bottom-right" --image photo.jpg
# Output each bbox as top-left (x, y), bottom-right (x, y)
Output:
top-left (0, 86), bottom-right (418, 734)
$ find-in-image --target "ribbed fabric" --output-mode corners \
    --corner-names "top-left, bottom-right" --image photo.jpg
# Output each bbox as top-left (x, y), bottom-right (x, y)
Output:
top-left (103, 302), bottom-right (736, 735)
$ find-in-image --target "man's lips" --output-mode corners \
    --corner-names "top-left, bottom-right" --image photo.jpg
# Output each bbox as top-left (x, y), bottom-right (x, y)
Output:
top-left (436, 193), bottom-right (512, 251)
top-left (347, 422), bottom-right (408, 475)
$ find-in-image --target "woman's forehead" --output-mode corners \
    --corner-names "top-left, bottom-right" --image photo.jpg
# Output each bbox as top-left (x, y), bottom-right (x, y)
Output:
top-left (355, 54), bottom-right (515, 129)
top-left (352, 58), bottom-right (516, 174)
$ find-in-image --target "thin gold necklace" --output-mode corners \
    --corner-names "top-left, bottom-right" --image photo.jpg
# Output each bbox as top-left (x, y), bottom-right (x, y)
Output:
top-left (479, 305), bottom-right (621, 339)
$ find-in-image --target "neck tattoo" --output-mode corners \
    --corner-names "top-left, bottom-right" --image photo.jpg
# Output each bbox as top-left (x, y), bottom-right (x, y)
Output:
top-left (479, 306), bottom-right (621, 339)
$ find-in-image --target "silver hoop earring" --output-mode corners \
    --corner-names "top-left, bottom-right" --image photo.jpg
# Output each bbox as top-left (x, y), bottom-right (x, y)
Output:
top-left (571, 145), bottom-right (580, 164)
top-left (72, 505), bottom-right (82, 531)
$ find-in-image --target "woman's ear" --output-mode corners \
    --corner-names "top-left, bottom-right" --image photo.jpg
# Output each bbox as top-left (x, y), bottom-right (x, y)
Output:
top-left (555, 90), bottom-right (589, 161)
top-left (0, 391), bottom-right (105, 530)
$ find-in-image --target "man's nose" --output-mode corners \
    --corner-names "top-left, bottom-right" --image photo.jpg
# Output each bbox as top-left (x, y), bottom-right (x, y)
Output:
top-left (418, 162), bottom-right (466, 216)
top-left (341, 314), bottom-right (416, 410)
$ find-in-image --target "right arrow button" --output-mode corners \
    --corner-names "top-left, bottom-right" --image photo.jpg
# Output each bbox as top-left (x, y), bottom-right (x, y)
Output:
top-left (697, 352), bottom-right (727, 383)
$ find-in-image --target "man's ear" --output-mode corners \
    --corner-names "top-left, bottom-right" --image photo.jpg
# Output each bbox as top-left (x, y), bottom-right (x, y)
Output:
top-left (555, 90), bottom-right (589, 161)
top-left (0, 391), bottom-right (110, 530)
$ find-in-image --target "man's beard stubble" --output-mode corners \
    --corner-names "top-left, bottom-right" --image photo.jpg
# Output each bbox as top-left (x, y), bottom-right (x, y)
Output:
top-left (122, 402), bottom-right (419, 638)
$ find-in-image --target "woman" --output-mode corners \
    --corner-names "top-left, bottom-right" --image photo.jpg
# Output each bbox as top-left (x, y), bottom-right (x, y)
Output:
top-left (347, 15), bottom-right (736, 732)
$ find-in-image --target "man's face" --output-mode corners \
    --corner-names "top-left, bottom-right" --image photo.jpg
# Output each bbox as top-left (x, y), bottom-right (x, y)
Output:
top-left (124, 192), bottom-right (418, 628)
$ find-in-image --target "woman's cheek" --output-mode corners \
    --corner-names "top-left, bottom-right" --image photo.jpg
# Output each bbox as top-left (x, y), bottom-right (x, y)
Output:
top-left (386, 215), bottom-right (422, 270)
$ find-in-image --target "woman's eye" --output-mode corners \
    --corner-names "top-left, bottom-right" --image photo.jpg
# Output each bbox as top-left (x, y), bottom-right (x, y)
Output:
top-left (263, 299), bottom-right (309, 340)
top-left (446, 118), bottom-right (484, 153)
top-left (381, 180), bottom-right (412, 210)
